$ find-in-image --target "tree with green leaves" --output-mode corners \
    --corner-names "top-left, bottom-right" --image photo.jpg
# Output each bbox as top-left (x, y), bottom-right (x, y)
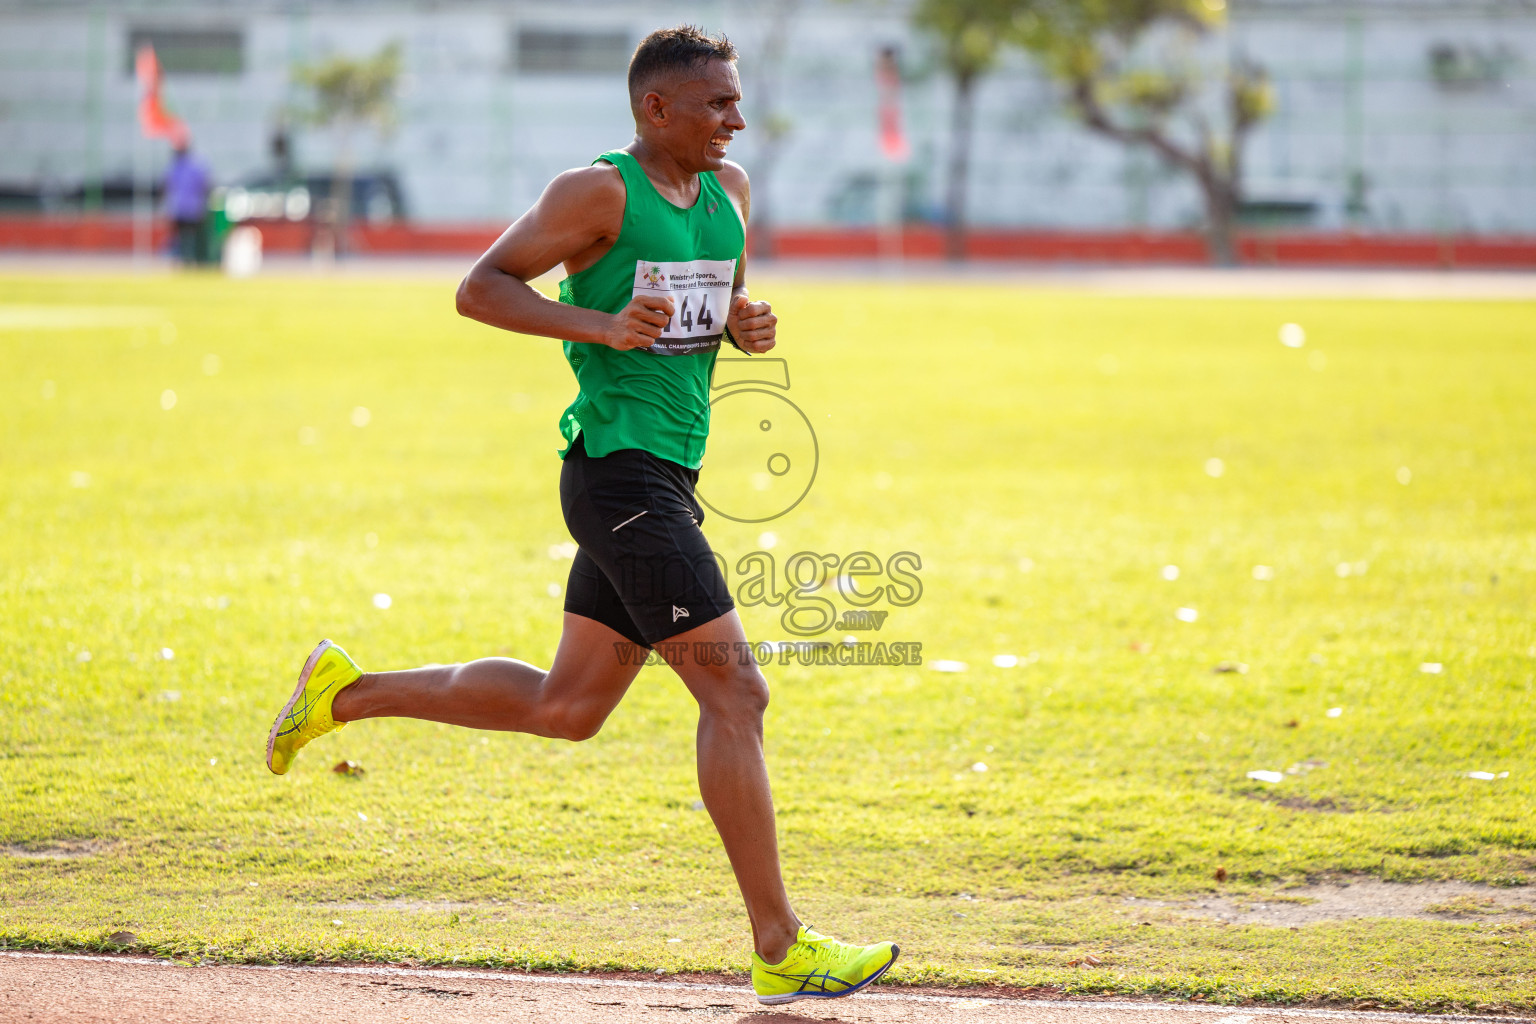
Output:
top-left (294, 42), bottom-right (402, 254)
top-left (914, 0), bottom-right (1008, 259)
top-left (915, 0), bottom-right (1271, 264)
top-left (1008, 0), bottom-right (1270, 264)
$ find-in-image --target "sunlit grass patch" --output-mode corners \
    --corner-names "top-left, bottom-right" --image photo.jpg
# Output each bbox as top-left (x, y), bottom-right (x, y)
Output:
top-left (1, 273), bottom-right (1533, 1008)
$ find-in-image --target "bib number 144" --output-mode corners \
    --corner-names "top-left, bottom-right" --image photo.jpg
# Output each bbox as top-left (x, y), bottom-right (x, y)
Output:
top-left (631, 257), bottom-right (737, 356)
top-left (678, 293), bottom-right (714, 333)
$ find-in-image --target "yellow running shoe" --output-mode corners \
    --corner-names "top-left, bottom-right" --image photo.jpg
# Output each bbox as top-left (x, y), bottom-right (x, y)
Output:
top-left (751, 925), bottom-right (898, 1005)
top-left (265, 639), bottom-right (361, 775)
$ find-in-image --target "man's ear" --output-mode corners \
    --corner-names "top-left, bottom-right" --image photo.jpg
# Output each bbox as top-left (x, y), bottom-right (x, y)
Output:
top-left (641, 90), bottom-right (668, 127)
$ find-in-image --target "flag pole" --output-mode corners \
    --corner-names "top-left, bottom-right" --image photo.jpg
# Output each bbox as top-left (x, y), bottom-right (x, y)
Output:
top-left (875, 47), bottom-right (909, 267)
top-left (133, 127), bottom-right (149, 265)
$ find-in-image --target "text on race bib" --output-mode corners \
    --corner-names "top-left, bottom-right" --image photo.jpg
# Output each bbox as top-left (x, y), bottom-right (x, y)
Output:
top-left (631, 258), bottom-right (737, 356)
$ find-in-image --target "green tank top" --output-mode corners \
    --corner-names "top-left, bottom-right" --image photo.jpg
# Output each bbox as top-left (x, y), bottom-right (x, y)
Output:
top-left (556, 150), bottom-right (746, 470)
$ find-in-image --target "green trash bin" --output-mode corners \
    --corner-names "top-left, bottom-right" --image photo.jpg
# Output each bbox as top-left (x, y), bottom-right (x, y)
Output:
top-left (204, 190), bottom-right (232, 266)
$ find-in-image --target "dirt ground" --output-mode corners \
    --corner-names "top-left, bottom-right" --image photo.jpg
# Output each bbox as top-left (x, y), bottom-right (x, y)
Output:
top-left (1134, 879), bottom-right (1536, 927)
top-left (302, 877), bottom-right (1536, 926)
top-left (5, 952), bottom-right (1533, 1024)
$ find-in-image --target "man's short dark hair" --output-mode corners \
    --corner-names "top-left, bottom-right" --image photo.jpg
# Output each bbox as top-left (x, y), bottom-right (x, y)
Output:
top-left (628, 25), bottom-right (737, 104)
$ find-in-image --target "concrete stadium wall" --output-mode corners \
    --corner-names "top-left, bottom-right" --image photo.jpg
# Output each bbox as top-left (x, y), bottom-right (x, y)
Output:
top-left (0, 0), bottom-right (1532, 234)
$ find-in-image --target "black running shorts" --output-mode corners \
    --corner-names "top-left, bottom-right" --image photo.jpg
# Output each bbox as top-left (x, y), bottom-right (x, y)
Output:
top-left (559, 434), bottom-right (735, 647)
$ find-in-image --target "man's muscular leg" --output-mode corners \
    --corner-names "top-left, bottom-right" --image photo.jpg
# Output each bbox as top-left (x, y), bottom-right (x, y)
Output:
top-left (329, 607), bottom-right (802, 963)
top-left (660, 609), bottom-right (801, 965)
top-left (330, 612), bottom-right (644, 741)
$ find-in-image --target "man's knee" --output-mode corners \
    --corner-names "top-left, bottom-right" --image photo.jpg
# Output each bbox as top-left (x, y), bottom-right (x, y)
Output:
top-left (710, 665), bottom-right (770, 720)
top-left (743, 669), bottom-right (770, 716)
top-left (543, 699), bottom-right (609, 742)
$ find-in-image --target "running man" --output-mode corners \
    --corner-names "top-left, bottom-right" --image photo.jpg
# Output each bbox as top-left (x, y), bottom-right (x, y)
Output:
top-left (263, 25), bottom-right (898, 1006)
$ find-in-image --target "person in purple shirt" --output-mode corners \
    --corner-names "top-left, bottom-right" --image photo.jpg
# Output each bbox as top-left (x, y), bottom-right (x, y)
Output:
top-left (163, 142), bottom-right (212, 264)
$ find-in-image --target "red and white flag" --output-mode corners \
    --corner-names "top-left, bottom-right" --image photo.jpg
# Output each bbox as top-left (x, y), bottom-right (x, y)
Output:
top-left (136, 45), bottom-right (188, 146)
top-left (876, 47), bottom-right (909, 163)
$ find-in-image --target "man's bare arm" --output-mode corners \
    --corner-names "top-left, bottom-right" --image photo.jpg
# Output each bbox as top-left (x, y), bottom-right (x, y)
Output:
top-left (716, 162), bottom-right (777, 355)
top-left (455, 166), bottom-right (673, 350)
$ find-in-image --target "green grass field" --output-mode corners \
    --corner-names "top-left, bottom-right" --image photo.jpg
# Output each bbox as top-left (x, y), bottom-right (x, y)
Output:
top-left (2, 271), bottom-right (1533, 1009)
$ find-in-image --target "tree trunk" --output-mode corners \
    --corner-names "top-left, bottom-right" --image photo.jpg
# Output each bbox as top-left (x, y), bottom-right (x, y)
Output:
top-left (1198, 171), bottom-right (1239, 266)
top-left (945, 71), bottom-right (975, 262)
top-left (333, 135), bottom-right (354, 259)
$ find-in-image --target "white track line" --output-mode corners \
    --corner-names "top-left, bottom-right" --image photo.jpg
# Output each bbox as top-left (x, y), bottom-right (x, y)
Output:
top-left (2, 951), bottom-right (1531, 1024)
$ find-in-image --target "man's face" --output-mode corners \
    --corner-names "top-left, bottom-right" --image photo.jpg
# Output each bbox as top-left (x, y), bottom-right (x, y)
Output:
top-left (658, 59), bottom-right (746, 172)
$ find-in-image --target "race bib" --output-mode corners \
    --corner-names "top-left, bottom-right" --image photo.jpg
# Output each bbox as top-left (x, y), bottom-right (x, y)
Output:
top-left (631, 258), bottom-right (737, 356)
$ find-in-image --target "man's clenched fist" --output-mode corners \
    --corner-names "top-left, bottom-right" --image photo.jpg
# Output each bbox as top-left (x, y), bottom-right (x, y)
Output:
top-left (605, 294), bottom-right (675, 351)
top-left (727, 294), bottom-right (776, 354)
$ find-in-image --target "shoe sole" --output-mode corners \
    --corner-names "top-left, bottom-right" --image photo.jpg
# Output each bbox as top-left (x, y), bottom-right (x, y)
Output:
top-left (265, 639), bottom-right (334, 775)
top-left (755, 944), bottom-right (900, 1005)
